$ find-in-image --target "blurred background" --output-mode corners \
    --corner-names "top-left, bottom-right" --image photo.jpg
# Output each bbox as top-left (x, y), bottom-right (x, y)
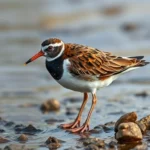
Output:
top-left (0, 0), bottom-right (150, 149)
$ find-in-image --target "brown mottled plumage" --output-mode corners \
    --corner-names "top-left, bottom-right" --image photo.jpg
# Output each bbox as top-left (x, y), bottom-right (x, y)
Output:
top-left (63, 43), bottom-right (147, 81)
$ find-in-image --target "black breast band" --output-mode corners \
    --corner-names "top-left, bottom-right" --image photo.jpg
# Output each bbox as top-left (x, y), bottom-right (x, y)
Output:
top-left (46, 56), bottom-right (64, 80)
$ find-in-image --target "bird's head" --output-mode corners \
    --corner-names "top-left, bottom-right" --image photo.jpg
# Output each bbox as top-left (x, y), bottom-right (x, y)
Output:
top-left (25, 38), bottom-right (64, 65)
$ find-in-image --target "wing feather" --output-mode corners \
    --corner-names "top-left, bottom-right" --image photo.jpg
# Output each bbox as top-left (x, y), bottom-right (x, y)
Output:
top-left (63, 43), bottom-right (144, 80)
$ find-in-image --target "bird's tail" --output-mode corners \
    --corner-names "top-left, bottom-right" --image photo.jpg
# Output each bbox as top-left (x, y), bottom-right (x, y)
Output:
top-left (129, 56), bottom-right (150, 67)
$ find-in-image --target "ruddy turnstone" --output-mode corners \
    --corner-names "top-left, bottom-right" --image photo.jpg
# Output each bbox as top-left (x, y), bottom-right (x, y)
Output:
top-left (25, 38), bottom-right (149, 133)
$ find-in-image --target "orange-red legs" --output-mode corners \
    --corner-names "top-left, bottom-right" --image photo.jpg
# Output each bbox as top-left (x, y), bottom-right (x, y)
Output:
top-left (67, 93), bottom-right (97, 133)
top-left (60, 93), bottom-right (88, 129)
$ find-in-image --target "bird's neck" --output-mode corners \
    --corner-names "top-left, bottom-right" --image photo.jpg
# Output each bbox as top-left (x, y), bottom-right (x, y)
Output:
top-left (45, 55), bottom-right (64, 80)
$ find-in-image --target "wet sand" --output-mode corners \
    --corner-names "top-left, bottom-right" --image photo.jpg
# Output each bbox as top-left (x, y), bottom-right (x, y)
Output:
top-left (0, 0), bottom-right (150, 149)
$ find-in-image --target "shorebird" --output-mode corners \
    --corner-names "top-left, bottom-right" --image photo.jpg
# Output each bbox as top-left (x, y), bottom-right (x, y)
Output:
top-left (25, 38), bottom-right (149, 133)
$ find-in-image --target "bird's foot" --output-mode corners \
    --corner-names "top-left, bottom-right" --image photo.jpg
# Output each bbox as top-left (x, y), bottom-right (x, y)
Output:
top-left (67, 123), bottom-right (89, 133)
top-left (59, 119), bottom-right (80, 129)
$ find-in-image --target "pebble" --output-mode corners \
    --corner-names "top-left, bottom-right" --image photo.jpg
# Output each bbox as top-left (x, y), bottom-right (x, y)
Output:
top-left (66, 107), bottom-right (78, 115)
top-left (91, 125), bottom-right (103, 134)
top-left (45, 137), bottom-right (61, 149)
top-left (134, 142), bottom-right (148, 150)
top-left (0, 137), bottom-right (9, 144)
top-left (23, 124), bottom-right (40, 132)
top-left (118, 142), bottom-right (147, 150)
top-left (14, 124), bottom-right (41, 134)
top-left (84, 144), bottom-right (99, 150)
top-left (137, 115), bottom-right (150, 134)
top-left (81, 138), bottom-right (105, 149)
top-left (0, 129), bottom-right (5, 133)
top-left (19, 103), bottom-right (38, 108)
top-left (3, 146), bottom-right (11, 150)
top-left (40, 98), bottom-right (60, 113)
top-left (63, 97), bottom-right (82, 104)
top-left (45, 118), bottom-right (64, 124)
top-left (18, 134), bottom-right (28, 142)
top-left (135, 91), bottom-right (148, 98)
top-left (5, 121), bottom-right (15, 127)
top-left (0, 117), bottom-right (7, 125)
top-left (102, 6), bottom-right (123, 16)
top-left (91, 122), bottom-right (115, 134)
top-left (115, 122), bottom-right (142, 143)
top-left (14, 124), bottom-right (25, 132)
top-left (103, 122), bottom-right (115, 133)
top-left (115, 112), bottom-right (137, 132)
top-left (3, 145), bottom-right (35, 150)
top-left (108, 141), bottom-right (117, 149)
top-left (122, 23), bottom-right (138, 32)
top-left (64, 147), bottom-right (75, 150)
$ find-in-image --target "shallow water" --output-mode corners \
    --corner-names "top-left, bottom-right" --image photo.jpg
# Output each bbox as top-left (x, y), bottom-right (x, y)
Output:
top-left (0, 0), bottom-right (150, 149)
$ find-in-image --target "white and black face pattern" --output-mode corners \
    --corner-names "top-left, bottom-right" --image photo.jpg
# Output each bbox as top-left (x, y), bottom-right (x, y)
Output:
top-left (41, 39), bottom-right (64, 61)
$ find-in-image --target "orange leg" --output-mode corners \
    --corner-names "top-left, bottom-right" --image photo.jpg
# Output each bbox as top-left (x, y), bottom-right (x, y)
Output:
top-left (67, 93), bottom-right (97, 133)
top-left (60, 93), bottom-right (88, 129)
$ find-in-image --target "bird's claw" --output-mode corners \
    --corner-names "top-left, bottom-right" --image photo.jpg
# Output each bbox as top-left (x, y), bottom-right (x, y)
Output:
top-left (67, 123), bottom-right (89, 133)
top-left (59, 119), bottom-right (80, 129)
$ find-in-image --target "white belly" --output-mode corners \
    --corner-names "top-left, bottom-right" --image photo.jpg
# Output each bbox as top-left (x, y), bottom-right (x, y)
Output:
top-left (58, 74), bottom-right (117, 93)
top-left (57, 59), bottom-right (119, 93)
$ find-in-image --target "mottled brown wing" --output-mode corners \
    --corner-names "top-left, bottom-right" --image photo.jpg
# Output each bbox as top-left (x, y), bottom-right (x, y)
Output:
top-left (63, 44), bottom-right (144, 80)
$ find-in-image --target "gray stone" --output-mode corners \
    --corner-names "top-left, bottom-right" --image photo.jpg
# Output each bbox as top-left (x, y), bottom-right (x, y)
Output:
top-left (115, 112), bottom-right (137, 132)
top-left (115, 122), bottom-right (142, 143)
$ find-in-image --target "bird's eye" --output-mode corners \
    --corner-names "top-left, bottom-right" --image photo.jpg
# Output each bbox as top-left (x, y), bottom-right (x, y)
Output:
top-left (47, 46), bottom-right (53, 52)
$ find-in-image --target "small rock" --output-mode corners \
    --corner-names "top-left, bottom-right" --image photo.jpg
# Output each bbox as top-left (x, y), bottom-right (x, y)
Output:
top-left (115, 112), bottom-right (137, 132)
top-left (0, 129), bottom-right (5, 133)
top-left (18, 134), bottom-right (28, 142)
top-left (135, 91), bottom-right (148, 98)
top-left (91, 125), bottom-right (103, 134)
top-left (14, 124), bottom-right (25, 132)
top-left (40, 98), bottom-right (60, 113)
top-left (63, 97), bottom-right (82, 104)
top-left (115, 122), bottom-right (142, 143)
top-left (84, 144), bottom-right (99, 150)
top-left (81, 138), bottom-right (105, 149)
top-left (122, 23), bottom-right (138, 32)
top-left (45, 137), bottom-right (61, 149)
top-left (64, 147), bottom-right (75, 150)
top-left (103, 122), bottom-right (115, 133)
top-left (102, 6), bottom-right (123, 16)
top-left (136, 121), bottom-right (147, 134)
top-left (134, 142), bottom-right (148, 150)
top-left (118, 142), bottom-right (147, 150)
top-left (23, 124), bottom-right (41, 134)
top-left (92, 122), bottom-right (115, 134)
top-left (45, 137), bottom-right (59, 145)
top-left (48, 143), bottom-right (61, 149)
top-left (19, 103), bottom-right (38, 108)
top-left (66, 107), bottom-right (78, 115)
top-left (108, 141), bottom-right (117, 149)
top-left (24, 124), bottom-right (38, 132)
top-left (76, 145), bottom-right (83, 149)
top-left (0, 117), bottom-right (7, 125)
top-left (0, 137), bottom-right (9, 144)
top-left (45, 118), bottom-right (64, 124)
top-left (137, 115), bottom-right (150, 134)
top-left (3, 146), bottom-right (11, 150)
top-left (5, 121), bottom-right (15, 127)
top-left (14, 124), bottom-right (41, 134)
top-left (3, 144), bottom-right (34, 150)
